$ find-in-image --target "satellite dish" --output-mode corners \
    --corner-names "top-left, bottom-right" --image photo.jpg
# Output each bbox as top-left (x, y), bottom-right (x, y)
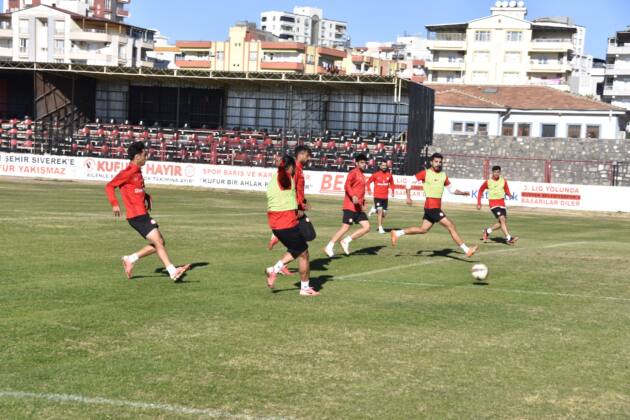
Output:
top-left (517, 0), bottom-right (525, 6)
top-left (509, 0), bottom-right (517, 6)
top-left (495, 0), bottom-right (502, 6)
top-left (501, 0), bottom-right (509, 6)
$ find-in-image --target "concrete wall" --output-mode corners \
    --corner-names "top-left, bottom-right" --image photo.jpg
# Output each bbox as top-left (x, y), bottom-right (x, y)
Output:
top-left (430, 134), bottom-right (630, 186)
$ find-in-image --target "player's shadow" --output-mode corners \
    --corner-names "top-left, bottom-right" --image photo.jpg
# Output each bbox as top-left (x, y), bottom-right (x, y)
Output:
top-left (394, 248), bottom-right (472, 263)
top-left (271, 274), bottom-right (334, 294)
top-left (310, 256), bottom-right (341, 272)
top-left (488, 237), bottom-right (508, 244)
top-left (473, 280), bottom-right (489, 286)
top-left (150, 262), bottom-right (209, 282)
top-left (352, 245), bottom-right (385, 256)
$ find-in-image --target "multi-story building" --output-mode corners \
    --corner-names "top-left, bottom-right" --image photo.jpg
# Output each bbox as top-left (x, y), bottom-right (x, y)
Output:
top-left (4, 0), bottom-right (131, 22)
top-left (157, 21), bottom-right (347, 74)
top-left (425, 1), bottom-right (578, 90)
top-left (0, 3), bottom-right (154, 67)
top-left (603, 26), bottom-right (630, 111)
top-left (260, 6), bottom-right (349, 48)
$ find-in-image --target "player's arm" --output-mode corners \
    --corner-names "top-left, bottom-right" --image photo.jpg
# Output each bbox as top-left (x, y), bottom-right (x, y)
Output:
top-left (477, 181), bottom-right (488, 210)
top-left (504, 179), bottom-right (511, 197)
top-left (345, 172), bottom-right (360, 205)
top-left (445, 178), bottom-right (469, 196)
top-left (105, 169), bottom-right (130, 217)
top-left (366, 174), bottom-right (374, 195)
top-left (405, 171), bottom-right (424, 205)
top-left (389, 175), bottom-right (396, 198)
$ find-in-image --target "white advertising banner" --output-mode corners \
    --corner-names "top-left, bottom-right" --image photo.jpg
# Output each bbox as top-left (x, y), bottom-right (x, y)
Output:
top-left (1, 153), bottom-right (629, 213)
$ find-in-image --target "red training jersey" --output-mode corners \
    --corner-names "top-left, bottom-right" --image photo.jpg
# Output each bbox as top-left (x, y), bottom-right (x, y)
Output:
top-left (477, 178), bottom-right (511, 209)
top-left (343, 167), bottom-right (367, 212)
top-left (367, 170), bottom-right (395, 199)
top-left (105, 163), bottom-right (148, 219)
top-left (294, 161), bottom-right (307, 211)
top-left (414, 169), bottom-right (451, 209)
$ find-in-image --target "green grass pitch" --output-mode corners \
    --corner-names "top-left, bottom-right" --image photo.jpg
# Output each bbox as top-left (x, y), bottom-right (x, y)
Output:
top-left (1, 178), bottom-right (630, 419)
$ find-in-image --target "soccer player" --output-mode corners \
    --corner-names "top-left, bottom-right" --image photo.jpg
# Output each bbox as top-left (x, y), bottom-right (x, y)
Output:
top-left (324, 154), bottom-right (370, 257)
top-left (390, 153), bottom-right (478, 257)
top-left (367, 160), bottom-right (396, 234)
top-left (265, 155), bottom-right (319, 296)
top-left (477, 165), bottom-right (519, 245)
top-left (268, 145), bottom-right (312, 253)
top-left (105, 142), bottom-right (190, 282)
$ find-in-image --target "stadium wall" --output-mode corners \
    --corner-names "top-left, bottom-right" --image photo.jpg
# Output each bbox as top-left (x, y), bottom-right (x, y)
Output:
top-left (431, 134), bottom-right (630, 186)
top-left (2, 152), bottom-right (629, 213)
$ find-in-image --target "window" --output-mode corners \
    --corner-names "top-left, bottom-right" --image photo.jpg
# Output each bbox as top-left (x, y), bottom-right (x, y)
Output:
top-left (19, 19), bottom-right (29, 34)
top-left (474, 31), bottom-right (491, 42)
top-left (472, 71), bottom-right (489, 83)
top-left (474, 51), bottom-right (489, 62)
top-left (506, 31), bottom-right (522, 42)
top-left (249, 51), bottom-right (257, 61)
top-left (502, 123), bottom-right (514, 136)
top-left (19, 38), bottom-right (28, 54)
top-left (54, 20), bottom-right (65, 35)
top-left (517, 123), bottom-right (531, 137)
top-left (216, 51), bottom-right (224, 60)
top-left (586, 125), bottom-right (600, 139)
top-left (261, 16), bottom-right (267, 22)
top-left (306, 54), bottom-right (314, 64)
top-left (452, 122), bottom-right (463, 132)
top-left (54, 39), bottom-right (64, 55)
top-left (478, 123), bottom-right (489, 135)
top-left (541, 124), bottom-right (556, 138)
top-left (0, 39), bottom-right (11, 48)
top-left (465, 122), bottom-right (475, 133)
top-left (567, 124), bottom-right (581, 138)
top-left (503, 72), bottom-right (520, 83)
top-left (504, 51), bottom-right (521, 64)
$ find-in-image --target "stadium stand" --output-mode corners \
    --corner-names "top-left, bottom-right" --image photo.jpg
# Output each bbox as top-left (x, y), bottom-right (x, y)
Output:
top-left (0, 118), bottom-right (408, 173)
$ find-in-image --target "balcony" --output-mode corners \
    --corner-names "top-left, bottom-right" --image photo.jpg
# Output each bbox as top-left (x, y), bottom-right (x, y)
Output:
top-left (117, 0), bottom-right (130, 3)
top-left (603, 85), bottom-right (630, 96)
top-left (0, 47), bottom-right (12, 57)
top-left (608, 44), bottom-right (630, 55)
top-left (605, 64), bottom-right (630, 76)
top-left (70, 31), bottom-right (112, 43)
top-left (427, 39), bottom-right (466, 51)
top-left (70, 49), bottom-right (112, 63)
top-left (261, 42), bottom-right (305, 52)
top-left (116, 8), bottom-right (129, 18)
top-left (260, 61), bottom-right (304, 71)
top-left (530, 39), bottom-right (573, 52)
top-left (316, 46), bottom-right (347, 59)
top-left (528, 61), bottom-right (571, 73)
top-left (175, 59), bottom-right (212, 69)
top-left (426, 60), bottom-right (465, 71)
top-left (0, 28), bottom-right (11, 38)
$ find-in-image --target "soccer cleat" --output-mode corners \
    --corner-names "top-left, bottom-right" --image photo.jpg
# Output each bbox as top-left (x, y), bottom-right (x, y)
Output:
top-left (482, 229), bottom-right (489, 242)
top-left (465, 245), bottom-right (479, 258)
top-left (390, 230), bottom-right (398, 247)
top-left (367, 206), bottom-right (376, 217)
top-left (299, 287), bottom-right (320, 296)
top-left (268, 234), bottom-right (279, 250)
top-left (507, 236), bottom-right (519, 245)
top-left (378, 226), bottom-right (386, 234)
top-left (279, 266), bottom-right (294, 276)
top-left (340, 238), bottom-right (351, 255)
top-left (171, 264), bottom-right (192, 282)
top-left (121, 256), bottom-right (134, 279)
top-left (324, 245), bottom-right (335, 258)
top-left (265, 267), bottom-right (277, 289)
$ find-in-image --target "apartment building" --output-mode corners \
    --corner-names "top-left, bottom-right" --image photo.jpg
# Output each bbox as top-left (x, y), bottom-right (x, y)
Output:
top-left (260, 6), bottom-right (349, 48)
top-left (0, 3), bottom-right (154, 67)
top-left (425, 1), bottom-right (578, 90)
top-left (603, 26), bottom-right (630, 110)
top-left (4, 0), bottom-right (131, 22)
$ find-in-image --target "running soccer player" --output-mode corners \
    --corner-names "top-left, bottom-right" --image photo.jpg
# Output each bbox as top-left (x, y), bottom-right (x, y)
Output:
top-left (105, 142), bottom-right (190, 282)
top-left (367, 160), bottom-right (395, 234)
top-left (268, 145), bottom-right (312, 252)
top-left (324, 154), bottom-right (370, 257)
top-left (265, 155), bottom-right (319, 296)
top-left (477, 165), bottom-right (519, 245)
top-left (390, 153), bottom-right (478, 257)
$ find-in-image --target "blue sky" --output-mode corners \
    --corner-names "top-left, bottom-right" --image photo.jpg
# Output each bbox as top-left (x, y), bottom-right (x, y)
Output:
top-left (129, 0), bottom-right (628, 58)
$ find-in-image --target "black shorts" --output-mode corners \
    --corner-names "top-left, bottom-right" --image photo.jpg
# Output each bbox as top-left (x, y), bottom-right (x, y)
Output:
top-left (342, 210), bottom-right (368, 225)
top-left (491, 207), bottom-right (507, 218)
top-left (374, 198), bottom-right (389, 212)
top-left (423, 208), bottom-right (446, 224)
top-left (272, 226), bottom-right (308, 258)
top-left (128, 214), bottom-right (159, 238)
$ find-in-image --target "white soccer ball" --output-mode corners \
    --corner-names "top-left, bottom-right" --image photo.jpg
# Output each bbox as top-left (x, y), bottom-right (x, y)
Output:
top-left (471, 264), bottom-right (489, 281)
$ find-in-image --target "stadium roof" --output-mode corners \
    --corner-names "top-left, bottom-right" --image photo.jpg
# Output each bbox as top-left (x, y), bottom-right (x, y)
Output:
top-left (428, 84), bottom-right (627, 113)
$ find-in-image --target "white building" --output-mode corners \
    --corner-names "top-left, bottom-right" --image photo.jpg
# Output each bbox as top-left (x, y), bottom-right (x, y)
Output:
top-left (260, 6), bottom-right (348, 48)
top-left (603, 26), bottom-right (630, 111)
top-left (430, 84), bottom-right (625, 139)
top-left (425, 1), bottom-right (581, 90)
top-left (4, 0), bottom-right (131, 22)
top-left (0, 4), bottom-right (154, 67)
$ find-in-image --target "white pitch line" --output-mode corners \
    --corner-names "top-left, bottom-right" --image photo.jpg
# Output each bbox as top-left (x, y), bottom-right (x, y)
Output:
top-left (0, 391), bottom-right (288, 420)
top-left (335, 241), bottom-right (589, 280)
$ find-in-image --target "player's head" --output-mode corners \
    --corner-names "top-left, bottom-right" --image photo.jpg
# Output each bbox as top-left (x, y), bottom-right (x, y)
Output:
top-left (294, 145), bottom-right (312, 164)
top-left (128, 141), bottom-right (147, 166)
top-left (492, 165), bottom-right (502, 178)
top-left (277, 155), bottom-right (295, 189)
top-left (355, 153), bottom-right (368, 172)
top-left (379, 161), bottom-right (388, 172)
top-left (429, 153), bottom-right (443, 171)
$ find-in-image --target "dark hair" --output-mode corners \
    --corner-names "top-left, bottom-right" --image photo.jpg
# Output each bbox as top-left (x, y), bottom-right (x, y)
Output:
top-left (355, 153), bottom-right (368, 162)
top-left (277, 155), bottom-right (295, 189)
top-left (430, 153), bottom-right (443, 161)
top-left (294, 145), bottom-right (312, 156)
top-left (127, 141), bottom-right (146, 161)
top-left (492, 165), bottom-right (501, 171)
